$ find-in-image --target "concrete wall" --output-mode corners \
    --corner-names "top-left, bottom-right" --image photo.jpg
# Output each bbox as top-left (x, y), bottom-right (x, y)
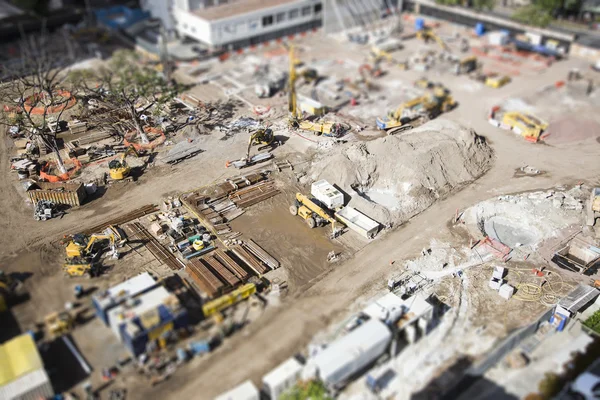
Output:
top-left (570, 42), bottom-right (600, 62)
top-left (174, 0), bottom-right (322, 48)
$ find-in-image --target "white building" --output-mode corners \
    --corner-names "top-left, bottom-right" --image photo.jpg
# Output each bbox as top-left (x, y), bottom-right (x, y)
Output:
top-left (143, 0), bottom-right (323, 50)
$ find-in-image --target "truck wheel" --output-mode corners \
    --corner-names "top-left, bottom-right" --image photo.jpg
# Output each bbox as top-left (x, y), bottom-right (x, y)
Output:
top-left (306, 217), bottom-right (316, 228)
top-left (289, 205), bottom-right (298, 215)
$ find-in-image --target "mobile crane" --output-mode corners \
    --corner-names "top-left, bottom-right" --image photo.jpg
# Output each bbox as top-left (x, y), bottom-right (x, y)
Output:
top-left (289, 192), bottom-right (343, 236)
top-left (287, 45), bottom-right (347, 137)
top-left (64, 226), bottom-right (126, 277)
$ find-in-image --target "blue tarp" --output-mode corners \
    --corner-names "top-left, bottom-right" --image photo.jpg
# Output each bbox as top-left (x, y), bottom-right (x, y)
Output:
top-left (95, 6), bottom-right (150, 30)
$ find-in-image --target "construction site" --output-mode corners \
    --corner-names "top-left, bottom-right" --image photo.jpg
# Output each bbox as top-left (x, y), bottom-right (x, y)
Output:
top-left (1, 0), bottom-right (600, 399)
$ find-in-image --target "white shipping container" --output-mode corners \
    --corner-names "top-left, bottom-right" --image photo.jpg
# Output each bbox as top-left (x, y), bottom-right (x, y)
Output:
top-left (262, 358), bottom-right (303, 400)
top-left (311, 319), bottom-right (391, 388)
top-left (215, 380), bottom-right (259, 400)
top-left (335, 207), bottom-right (380, 239)
top-left (487, 31), bottom-right (509, 46)
top-left (311, 180), bottom-right (344, 210)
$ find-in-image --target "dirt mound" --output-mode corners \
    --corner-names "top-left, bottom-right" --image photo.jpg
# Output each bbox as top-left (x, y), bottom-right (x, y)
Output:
top-left (307, 119), bottom-right (494, 225)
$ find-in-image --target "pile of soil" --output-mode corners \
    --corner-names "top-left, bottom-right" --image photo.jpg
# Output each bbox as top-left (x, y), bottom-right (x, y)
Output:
top-left (307, 119), bottom-right (494, 226)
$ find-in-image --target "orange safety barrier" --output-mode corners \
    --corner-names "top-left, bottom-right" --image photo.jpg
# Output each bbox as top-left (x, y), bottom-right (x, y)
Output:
top-left (39, 158), bottom-right (82, 182)
top-left (123, 126), bottom-right (166, 151)
top-left (23, 90), bottom-right (77, 115)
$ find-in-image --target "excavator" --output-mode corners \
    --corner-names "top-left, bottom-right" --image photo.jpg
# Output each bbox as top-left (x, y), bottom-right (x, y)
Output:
top-left (64, 226), bottom-right (126, 277)
top-left (416, 28), bottom-right (450, 53)
top-left (287, 45), bottom-right (348, 138)
top-left (246, 126), bottom-right (274, 159)
top-left (376, 86), bottom-right (456, 134)
top-left (289, 192), bottom-right (343, 236)
top-left (108, 145), bottom-right (141, 181)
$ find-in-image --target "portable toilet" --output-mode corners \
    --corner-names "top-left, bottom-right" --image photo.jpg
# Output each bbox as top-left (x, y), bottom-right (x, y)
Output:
top-left (415, 18), bottom-right (425, 31)
top-left (475, 22), bottom-right (485, 36)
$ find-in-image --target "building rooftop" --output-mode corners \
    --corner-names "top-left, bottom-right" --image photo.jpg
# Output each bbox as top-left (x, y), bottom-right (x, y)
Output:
top-left (262, 357), bottom-right (303, 389)
top-left (215, 380), bottom-right (259, 400)
top-left (558, 284), bottom-right (599, 314)
top-left (93, 272), bottom-right (157, 310)
top-left (193, 0), bottom-right (302, 21)
top-left (0, 334), bottom-right (45, 386)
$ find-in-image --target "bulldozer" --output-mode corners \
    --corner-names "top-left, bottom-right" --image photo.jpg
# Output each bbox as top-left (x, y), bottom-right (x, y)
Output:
top-left (289, 193), bottom-right (343, 236)
top-left (376, 86), bottom-right (456, 134)
top-left (44, 311), bottom-right (75, 339)
top-left (64, 226), bottom-right (126, 277)
top-left (108, 145), bottom-right (141, 181)
top-left (287, 45), bottom-right (348, 138)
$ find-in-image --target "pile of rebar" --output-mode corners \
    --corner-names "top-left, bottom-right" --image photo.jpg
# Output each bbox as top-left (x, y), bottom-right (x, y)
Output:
top-left (125, 222), bottom-right (183, 271)
top-left (229, 180), bottom-right (279, 208)
top-left (81, 204), bottom-right (159, 235)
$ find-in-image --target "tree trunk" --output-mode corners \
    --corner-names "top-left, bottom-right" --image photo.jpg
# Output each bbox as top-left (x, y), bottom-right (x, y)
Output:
top-left (131, 106), bottom-right (150, 144)
top-left (54, 148), bottom-right (67, 174)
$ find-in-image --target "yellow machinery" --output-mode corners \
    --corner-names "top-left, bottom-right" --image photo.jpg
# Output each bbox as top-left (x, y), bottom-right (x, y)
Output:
top-left (246, 127), bottom-right (274, 159)
top-left (453, 56), bottom-right (478, 75)
top-left (45, 311), bottom-right (75, 338)
top-left (109, 145), bottom-right (140, 180)
top-left (287, 45), bottom-right (347, 137)
top-left (202, 283), bottom-right (256, 317)
top-left (369, 47), bottom-right (393, 64)
top-left (416, 29), bottom-right (450, 52)
top-left (587, 188), bottom-right (600, 227)
top-left (64, 226), bottom-right (126, 277)
top-left (0, 271), bottom-right (22, 312)
top-left (485, 74), bottom-right (511, 88)
top-left (376, 86), bottom-right (456, 134)
top-left (501, 111), bottom-right (546, 142)
top-left (289, 193), bottom-right (343, 235)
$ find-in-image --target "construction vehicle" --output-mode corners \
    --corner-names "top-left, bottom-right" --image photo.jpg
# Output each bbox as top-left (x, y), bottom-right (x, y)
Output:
top-left (452, 56), bottom-right (478, 75)
top-left (376, 86), bottom-right (456, 134)
top-left (108, 145), bottom-right (140, 181)
top-left (501, 111), bottom-right (546, 142)
top-left (0, 271), bottom-right (23, 312)
top-left (246, 127), bottom-right (274, 157)
top-left (416, 28), bottom-right (450, 52)
top-left (586, 188), bottom-right (600, 227)
top-left (485, 74), bottom-right (511, 88)
top-left (369, 47), bottom-right (394, 64)
top-left (33, 200), bottom-right (58, 221)
top-left (64, 226), bottom-right (126, 277)
top-left (202, 283), bottom-right (256, 318)
top-left (289, 192), bottom-right (343, 235)
top-left (287, 45), bottom-right (348, 138)
top-left (44, 311), bottom-right (75, 338)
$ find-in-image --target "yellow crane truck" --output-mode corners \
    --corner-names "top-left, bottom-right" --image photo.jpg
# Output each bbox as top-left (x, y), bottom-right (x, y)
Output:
top-left (290, 193), bottom-right (343, 236)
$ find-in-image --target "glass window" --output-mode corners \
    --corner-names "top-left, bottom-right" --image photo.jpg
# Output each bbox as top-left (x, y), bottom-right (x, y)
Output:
top-left (302, 6), bottom-right (311, 16)
top-left (262, 15), bottom-right (273, 26)
top-left (276, 12), bottom-right (285, 23)
top-left (314, 3), bottom-right (322, 13)
top-left (289, 9), bottom-right (299, 19)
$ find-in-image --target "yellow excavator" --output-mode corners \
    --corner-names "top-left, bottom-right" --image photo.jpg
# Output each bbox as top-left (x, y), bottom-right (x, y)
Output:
top-left (246, 127), bottom-right (274, 159)
top-left (287, 45), bottom-right (347, 138)
top-left (376, 86), bottom-right (456, 134)
top-left (289, 193), bottom-right (343, 236)
top-left (109, 145), bottom-right (140, 181)
top-left (64, 226), bottom-right (126, 277)
top-left (416, 28), bottom-right (450, 53)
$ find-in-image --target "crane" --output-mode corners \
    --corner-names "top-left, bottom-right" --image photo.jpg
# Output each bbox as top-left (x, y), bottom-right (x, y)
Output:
top-left (287, 45), bottom-right (347, 137)
top-left (64, 226), bottom-right (126, 277)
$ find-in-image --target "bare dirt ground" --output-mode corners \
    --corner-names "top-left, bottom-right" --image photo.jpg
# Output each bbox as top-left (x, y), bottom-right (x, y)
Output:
top-left (2, 25), bottom-right (600, 400)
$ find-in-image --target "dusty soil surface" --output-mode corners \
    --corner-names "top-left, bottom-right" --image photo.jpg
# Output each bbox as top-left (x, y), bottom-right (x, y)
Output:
top-left (2, 27), bottom-right (600, 400)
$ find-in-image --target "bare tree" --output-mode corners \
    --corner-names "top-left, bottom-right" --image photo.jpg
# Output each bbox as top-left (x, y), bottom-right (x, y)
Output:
top-left (0, 33), bottom-right (75, 174)
top-left (70, 49), bottom-right (180, 144)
